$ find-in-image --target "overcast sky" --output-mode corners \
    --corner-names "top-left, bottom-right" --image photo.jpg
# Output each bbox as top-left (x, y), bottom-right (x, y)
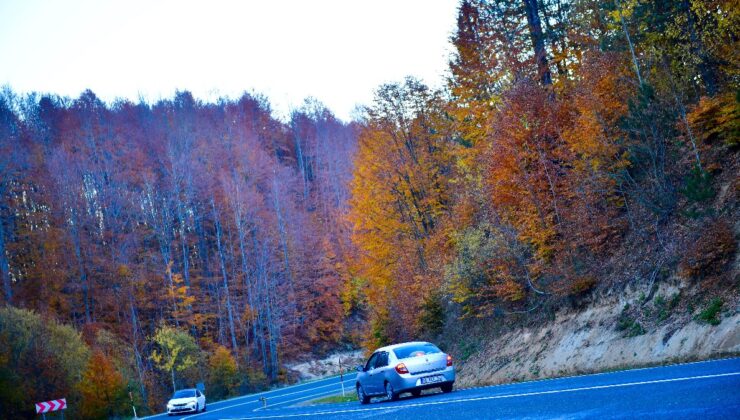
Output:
top-left (0, 0), bottom-right (459, 121)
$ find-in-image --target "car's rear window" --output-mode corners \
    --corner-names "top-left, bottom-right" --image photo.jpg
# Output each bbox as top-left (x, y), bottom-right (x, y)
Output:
top-left (393, 343), bottom-right (442, 359)
top-left (173, 390), bottom-right (195, 398)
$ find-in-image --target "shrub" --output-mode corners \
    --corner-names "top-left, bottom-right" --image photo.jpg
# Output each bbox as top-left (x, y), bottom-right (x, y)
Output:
top-left (697, 298), bottom-right (723, 326)
top-left (459, 341), bottom-right (478, 362)
top-left (570, 276), bottom-right (597, 295)
top-left (240, 366), bottom-right (269, 393)
top-left (616, 305), bottom-right (645, 337)
top-left (367, 313), bottom-right (390, 350)
top-left (626, 321), bottom-right (645, 337)
top-left (207, 346), bottom-right (240, 400)
top-left (78, 350), bottom-right (129, 418)
top-left (680, 219), bottom-right (736, 282)
top-left (419, 291), bottom-right (445, 337)
top-left (654, 295), bottom-right (676, 322)
top-left (0, 307), bottom-right (90, 418)
top-left (680, 165), bottom-right (714, 204)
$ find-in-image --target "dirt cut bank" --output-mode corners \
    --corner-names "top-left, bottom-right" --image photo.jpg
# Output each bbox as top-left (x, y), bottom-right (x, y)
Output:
top-left (456, 280), bottom-right (740, 387)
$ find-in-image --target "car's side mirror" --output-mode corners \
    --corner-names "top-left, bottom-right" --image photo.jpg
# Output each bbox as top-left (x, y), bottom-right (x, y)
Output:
top-left (356, 365), bottom-right (364, 372)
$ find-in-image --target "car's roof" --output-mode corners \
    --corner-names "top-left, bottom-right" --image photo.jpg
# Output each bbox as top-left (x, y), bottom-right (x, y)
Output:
top-left (373, 341), bottom-right (434, 353)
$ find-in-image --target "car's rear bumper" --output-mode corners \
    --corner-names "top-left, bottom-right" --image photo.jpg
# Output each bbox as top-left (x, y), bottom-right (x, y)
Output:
top-left (391, 366), bottom-right (455, 393)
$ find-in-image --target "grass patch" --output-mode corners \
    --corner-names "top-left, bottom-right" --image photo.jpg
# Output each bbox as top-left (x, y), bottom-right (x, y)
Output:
top-left (310, 393), bottom-right (358, 404)
top-left (696, 298), bottom-right (723, 326)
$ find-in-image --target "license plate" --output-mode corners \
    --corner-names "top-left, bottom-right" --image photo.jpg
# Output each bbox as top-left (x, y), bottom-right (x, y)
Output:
top-left (420, 375), bottom-right (443, 384)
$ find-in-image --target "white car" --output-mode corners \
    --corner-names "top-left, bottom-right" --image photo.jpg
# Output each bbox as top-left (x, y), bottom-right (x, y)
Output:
top-left (166, 388), bottom-right (206, 415)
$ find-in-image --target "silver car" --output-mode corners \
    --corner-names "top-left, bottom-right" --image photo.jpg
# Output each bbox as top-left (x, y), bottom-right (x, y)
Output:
top-left (355, 341), bottom-right (455, 404)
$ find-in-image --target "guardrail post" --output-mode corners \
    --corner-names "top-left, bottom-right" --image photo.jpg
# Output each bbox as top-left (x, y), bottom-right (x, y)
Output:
top-left (339, 357), bottom-right (345, 396)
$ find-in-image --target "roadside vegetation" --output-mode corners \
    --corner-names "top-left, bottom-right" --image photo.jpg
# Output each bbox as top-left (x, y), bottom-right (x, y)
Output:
top-left (309, 394), bottom-right (358, 405)
top-left (345, 0), bottom-right (739, 355)
top-left (697, 298), bottom-right (724, 326)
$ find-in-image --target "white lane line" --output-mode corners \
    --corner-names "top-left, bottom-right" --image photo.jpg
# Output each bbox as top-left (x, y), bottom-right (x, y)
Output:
top-left (222, 371), bottom-right (740, 419)
top-left (455, 356), bottom-right (740, 393)
top-left (253, 388), bottom-right (354, 412)
top-left (253, 379), bottom-right (355, 411)
top-left (141, 376), bottom-right (347, 419)
top-left (180, 380), bottom-right (355, 420)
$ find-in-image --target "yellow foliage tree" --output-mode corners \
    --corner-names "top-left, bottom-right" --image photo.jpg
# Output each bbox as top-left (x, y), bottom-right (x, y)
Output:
top-left (207, 345), bottom-right (239, 400)
top-left (348, 78), bottom-right (455, 345)
top-left (150, 325), bottom-right (200, 393)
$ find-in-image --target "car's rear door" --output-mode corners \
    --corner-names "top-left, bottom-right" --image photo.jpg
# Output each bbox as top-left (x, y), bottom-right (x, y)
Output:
top-left (361, 353), bottom-right (379, 394)
top-left (370, 351), bottom-right (390, 392)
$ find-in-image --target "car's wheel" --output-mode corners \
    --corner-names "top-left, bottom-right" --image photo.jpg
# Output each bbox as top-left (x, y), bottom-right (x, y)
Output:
top-left (385, 382), bottom-right (398, 402)
top-left (441, 382), bottom-right (454, 393)
top-left (357, 384), bottom-right (370, 405)
top-left (202, 403), bottom-right (207, 412)
top-left (411, 389), bottom-right (422, 397)
top-left (195, 403), bottom-right (199, 412)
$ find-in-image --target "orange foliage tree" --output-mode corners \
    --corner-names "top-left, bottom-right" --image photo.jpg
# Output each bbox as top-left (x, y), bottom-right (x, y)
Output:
top-left (78, 350), bottom-right (128, 418)
top-left (348, 78), bottom-right (456, 345)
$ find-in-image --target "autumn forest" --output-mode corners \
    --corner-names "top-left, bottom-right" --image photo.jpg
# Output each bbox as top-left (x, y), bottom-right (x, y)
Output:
top-left (1, 0), bottom-right (738, 417)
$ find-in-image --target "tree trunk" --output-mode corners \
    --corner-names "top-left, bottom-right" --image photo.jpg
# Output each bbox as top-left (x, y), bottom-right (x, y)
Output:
top-left (211, 198), bottom-right (239, 354)
top-left (615, 0), bottom-right (643, 86)
top-left (0, 214), bottom-right (11, 304)
top-left (682, 0), bottom-right (717, 96)
top-left (234, 193), bottom-right (259, 360)
top-left (171, 367), bottom-right (176, 393)
top-left (523, 0), bottom-right (552, 86)
top-left (70, 217), bottom-right (92, 324)
top-left (251, 229), bottom-right (269, 374)
top-left (129, 297), bottom-right (148, 405)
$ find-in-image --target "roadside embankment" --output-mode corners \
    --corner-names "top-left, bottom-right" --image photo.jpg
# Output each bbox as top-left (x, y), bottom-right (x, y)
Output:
top-left (286, 349), bottom-right (365, 381)
top-left (456, 281), bottom-right (740, 387)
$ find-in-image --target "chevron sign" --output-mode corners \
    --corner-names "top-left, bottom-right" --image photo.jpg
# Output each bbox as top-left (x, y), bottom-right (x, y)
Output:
top-left (35, 398), bottom-right (67, 414)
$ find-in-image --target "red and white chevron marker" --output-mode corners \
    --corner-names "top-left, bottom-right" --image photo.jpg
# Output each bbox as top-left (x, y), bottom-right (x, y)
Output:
top-left (35, 398), bottom-right (67, 414)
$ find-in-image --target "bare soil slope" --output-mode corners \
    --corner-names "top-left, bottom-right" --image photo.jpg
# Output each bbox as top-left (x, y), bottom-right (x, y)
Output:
top-left (456, 279), bottom-right (740, 387)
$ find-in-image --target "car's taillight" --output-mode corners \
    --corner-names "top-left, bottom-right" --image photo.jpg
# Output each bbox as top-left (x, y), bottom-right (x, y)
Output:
top-left (446, 354), bottom-right (453, 367)
top-left (395, 363), bottom-right (409, 374)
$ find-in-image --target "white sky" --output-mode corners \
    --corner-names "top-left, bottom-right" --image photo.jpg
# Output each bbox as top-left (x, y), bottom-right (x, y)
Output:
top-left (0, 0), bottom-right (459, 121)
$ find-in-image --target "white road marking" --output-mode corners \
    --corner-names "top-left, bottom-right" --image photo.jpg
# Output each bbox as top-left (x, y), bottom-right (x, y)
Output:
top-left (180, 380), bottom-right (355, 420)
top-left (253, 388), bottom-right (355, 411)
top-left (452, 356), bottom-right (740, 393)
top-left (141, 376), bottom-right (348, 419)
top-left (221, 371), bottom-right (740, 419)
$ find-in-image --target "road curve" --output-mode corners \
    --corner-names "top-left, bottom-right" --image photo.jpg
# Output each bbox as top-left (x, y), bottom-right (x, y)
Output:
top-left (143, 357), bottom-right (740, 419)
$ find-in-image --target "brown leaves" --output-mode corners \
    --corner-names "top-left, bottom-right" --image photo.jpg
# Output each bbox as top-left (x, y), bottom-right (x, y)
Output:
top-left (688, 93), bottom-right (740, 147)
top-left (78, 350), bottom-right (128, 419)
top-left (680, 218), bottom-right (737, 283)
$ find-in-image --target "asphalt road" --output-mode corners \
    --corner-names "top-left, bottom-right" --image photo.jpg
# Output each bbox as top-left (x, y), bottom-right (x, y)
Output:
top-left (142, 357), bottom-right (740, 419)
